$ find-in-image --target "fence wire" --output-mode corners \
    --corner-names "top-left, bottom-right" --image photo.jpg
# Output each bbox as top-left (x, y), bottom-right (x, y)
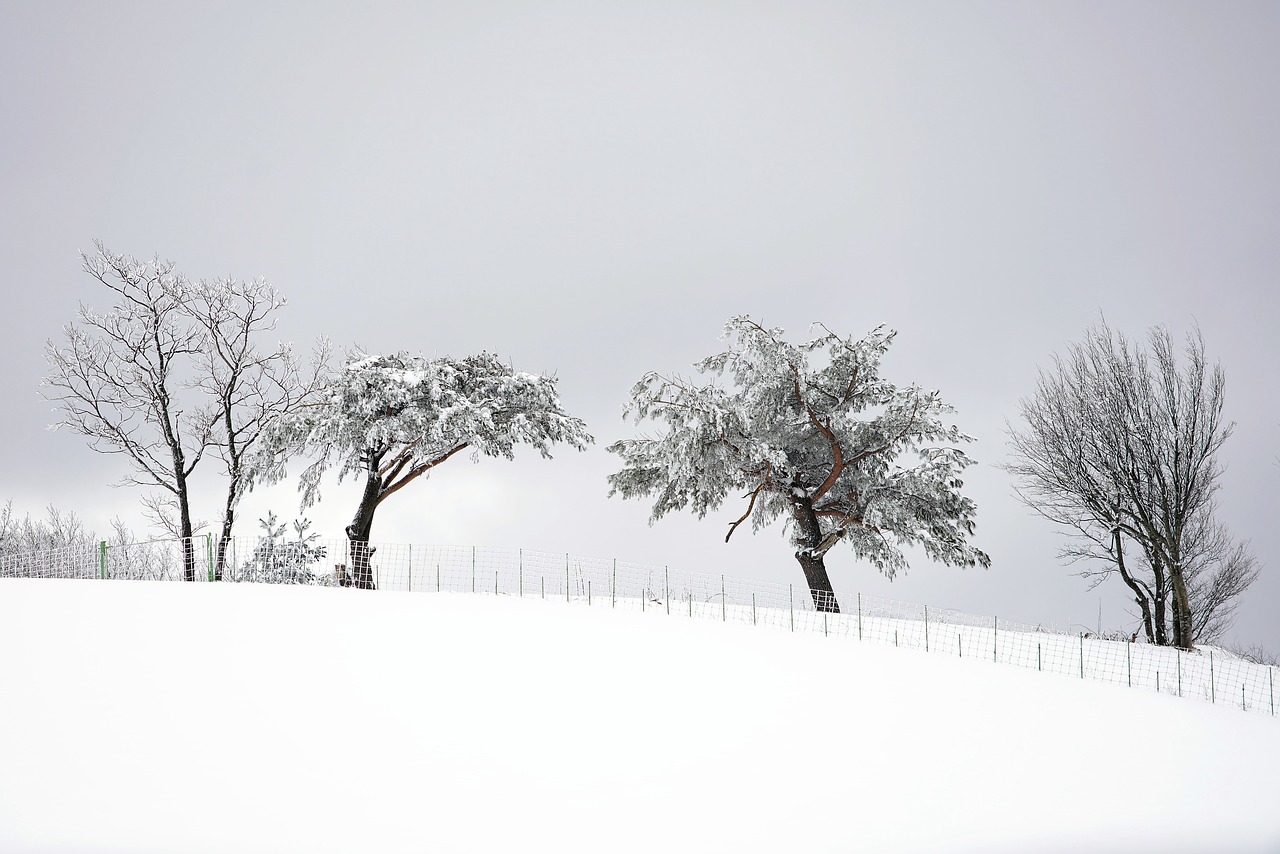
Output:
top-left (1, 536), bottom-right (1274, 717)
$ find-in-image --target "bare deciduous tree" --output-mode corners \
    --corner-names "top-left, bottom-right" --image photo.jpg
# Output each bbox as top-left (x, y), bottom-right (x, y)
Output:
top-left (44, 242), bottom-right (323, 581)
top-left (188, 278), bottom-right (330, 579)
top-left (1007, 319), bottom-right (1255, 650)
top-left (44, 243), bottom-right (213, 580)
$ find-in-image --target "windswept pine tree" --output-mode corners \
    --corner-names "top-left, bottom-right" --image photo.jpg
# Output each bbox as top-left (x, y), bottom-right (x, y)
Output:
top-left (608, 316), bottom-right (990, 612)
top-left (246, 351), bottom-right (593, 589)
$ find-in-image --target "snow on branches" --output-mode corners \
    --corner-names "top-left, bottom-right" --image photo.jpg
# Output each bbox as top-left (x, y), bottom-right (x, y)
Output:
top-left (245, 350), bottom-right (592, 587)
top-left (607, 316), bottom-right (989, 608)
top-left (250, 351), bottom-right (593, 510)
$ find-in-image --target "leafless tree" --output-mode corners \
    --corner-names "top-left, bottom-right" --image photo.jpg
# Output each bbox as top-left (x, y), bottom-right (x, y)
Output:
top-left (44, 243), bottom-right (214, 580)
top-left (188, 278), bottom-right (330, 579)
top-left (1006, 319), bottom-right (1252, 650)
top-left (44, 242), bottom-right (323, 582)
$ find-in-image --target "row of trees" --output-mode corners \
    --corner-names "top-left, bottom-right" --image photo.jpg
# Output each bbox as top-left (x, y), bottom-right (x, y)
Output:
top-left (42, 244), bottom-right (1258, 649)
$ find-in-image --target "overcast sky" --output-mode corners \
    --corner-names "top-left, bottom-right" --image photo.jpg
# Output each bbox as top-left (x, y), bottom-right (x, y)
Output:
top-left (3, 1), bottom-right (1278, 651)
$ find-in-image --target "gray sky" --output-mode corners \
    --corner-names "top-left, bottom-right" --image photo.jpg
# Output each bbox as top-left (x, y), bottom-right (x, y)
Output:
top-left (3, 1), bottom-right (1278, 650)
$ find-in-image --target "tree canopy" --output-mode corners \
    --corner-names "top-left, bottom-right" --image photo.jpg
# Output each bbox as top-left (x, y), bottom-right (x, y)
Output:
top-left (247, 351), bottom-right (593, 588)
top-left (608, 316), bottom-right (990, 612)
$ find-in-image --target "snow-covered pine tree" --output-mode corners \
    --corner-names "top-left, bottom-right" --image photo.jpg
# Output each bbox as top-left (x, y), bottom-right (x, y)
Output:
top-left (607, 316), bottom-right (990, 612)
top-left (245, 351), bottom-right (593, 589)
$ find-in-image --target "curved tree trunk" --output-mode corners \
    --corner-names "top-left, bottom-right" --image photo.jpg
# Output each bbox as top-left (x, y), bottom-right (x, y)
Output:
top-left (345, 461), bottom-right (383, 590)
top-left (1113, 529), bottom-right (1155, 643)
top-left (790, 494), bottom-right (841, 613)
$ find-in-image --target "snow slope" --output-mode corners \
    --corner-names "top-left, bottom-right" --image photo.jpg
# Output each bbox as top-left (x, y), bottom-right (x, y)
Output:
top-left (0, 579), bottom-right (1276, 854)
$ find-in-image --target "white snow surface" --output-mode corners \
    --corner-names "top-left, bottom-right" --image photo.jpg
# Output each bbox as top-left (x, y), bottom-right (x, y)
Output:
top-left (0, 579), bottom-right (1276, 854)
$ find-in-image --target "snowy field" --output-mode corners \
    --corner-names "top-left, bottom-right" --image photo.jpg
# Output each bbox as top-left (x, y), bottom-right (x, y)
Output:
top-left (0, 579), bottom-right (1277, 854)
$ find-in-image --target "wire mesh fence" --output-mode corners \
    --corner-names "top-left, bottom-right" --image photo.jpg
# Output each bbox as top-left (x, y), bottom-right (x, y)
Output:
top-left (1, 535), bottom-right (1274, 717)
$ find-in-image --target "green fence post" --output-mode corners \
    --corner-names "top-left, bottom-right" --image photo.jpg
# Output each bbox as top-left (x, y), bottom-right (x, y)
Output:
top-left (857, 593), bottom-right (862, 641)
top-left (924, 605), bottom-right (929, 652)
top-left (665, 566), bottom-right (670, 615)
top-left (1079, 633), bottom-right (1084, 679)
top-left (721, 575), bottom-right (726, 622)
top-left (1210, 652), bottom-right (1215, 704)
top-left (1126, 642), bottom-right (1131, 687)
top-left (789, 584), bottom-right (794, 632)
top-left (437, 563), bottom-right (441, 593)
top-left (588, 579), bottom-right (592, 606)
top-left (1177, 651), bottom-right (1182, 697)
top-left (1037, 643), bottom-right (1041, 672)
top-left (99, 540), bottom-right (107, 580)
top-left (823, 612), bottom-right (828, 637)
top-left (206, 533), bottom-right (214, 582)
top-left (958, 636), bottom-right (962, 658)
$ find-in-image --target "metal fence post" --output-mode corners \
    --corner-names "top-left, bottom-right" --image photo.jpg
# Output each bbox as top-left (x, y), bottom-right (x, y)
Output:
top-left (1079, 633), bottom-right (1084, 679)
top-left (99, 540), bottom-right (107, 580)
top-left (665, 566), bottom-right (669, 615)
top-left (612, 559), bottom-right (616, 609)
top-left (924, 605), bottom-right (929, 652)
top-left (519, 549), bottom-right (523, 597)
top-left (1210, 652), bottom-right (1215, 704)
top-left (206, 533), bottom-right (214, 582)
top-left (721, 575), bottom-right (726, 622)
top-left (789, 584), bottom-right (794, 632)
top-left (857, 592), bottom-right (862, 641)
top-left (408, 544), bottom-right (413, 592)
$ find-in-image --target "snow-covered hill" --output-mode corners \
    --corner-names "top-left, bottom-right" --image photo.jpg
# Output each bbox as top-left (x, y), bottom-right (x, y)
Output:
top-left (0, 579), bottom-right (1276, 853)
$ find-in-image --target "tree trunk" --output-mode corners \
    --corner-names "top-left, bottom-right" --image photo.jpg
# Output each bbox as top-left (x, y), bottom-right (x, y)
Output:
top-left (345, 463), bottom-right (382, 590)
top-left (1171, 568), bottom-right (1194, 650)
top-left (173, 484), bottom-right (197, 581)
top-left (214, 481), bottom-right (236, 581)
top-left (790, 495), bottom-right (841, 613)
top-left (1113, 530), bottom-right (1154, 643)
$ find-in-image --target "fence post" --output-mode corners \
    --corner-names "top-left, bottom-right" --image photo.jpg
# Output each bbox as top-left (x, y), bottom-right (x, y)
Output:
top-left (1271, 667), bottom-right (1275, 717)
top-left (823, 611), bottom-right (828, 637)
top-left (1177, 651), bottom-right (1182, 697)
top-left (958, 636), bottom-right (962, 658)
top-left (924, 605), bottom-right (929, 652)
top-left (665, 566), bottom-right (669, 615)
top-left (437, 564), bottom-right (441, 592)
top-left (857, 593), bottom-right (862, 641)
top-left (99, 540), bottom-right (108, 580)
top-left (566, 554), bottom-right (570, 603)
top-left (752, 593), bottom-right (757, 626)
top-left (994, 617), bottom-right (998, 663)
top-left (1037, 643), bottom-right (1041, 672)
top-left (1126, 642), bottom-right (1131, 687)
top-left (1079, 633), bottom-right (1084, 679)
top-left (494, 571), bottom-right (498, 597)
top-left (612, 559), bottom-right (616, 609)
top-left (206, 533), bottom-right (214, 582)
top-left (588, 580), bottom-right (592, 606)
top-left (519, 549), bottom-right (523, 598)
top-left (789, 584), bottom-right (794, 632)
top-left (471, 547), bottom-right (476, 594)
top-left (1210, 652), bottom-right (1215, 704)
top-left (1242, 684), bottom-right (1246, 711)
top-left (408, 545), bottom-right (413, 592)
top-left (721, 575), bottom-right (726, 622)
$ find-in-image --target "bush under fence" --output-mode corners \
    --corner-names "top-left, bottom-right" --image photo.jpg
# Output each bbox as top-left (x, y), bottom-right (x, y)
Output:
top-left (1, 535), bottom-right (1274, 717)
